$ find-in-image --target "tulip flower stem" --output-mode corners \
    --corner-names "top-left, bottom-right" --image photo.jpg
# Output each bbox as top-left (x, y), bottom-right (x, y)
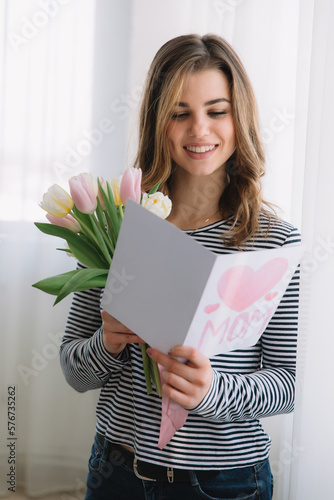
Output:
top-left (71, 212), bottom-right (98, 244)
top-left (104, 213), bottom-right (117, 247)
top-left (118, 205), bottom-right (124, 220)
top-left (150, 357), bottom-right (162, 397)
top-left (141, 344), bottom-right (153, 394)
top-left (96, 198), bottom-right (114, 253)
top-left (91, 213), bottom-right (115, 256)
top-left (71, 212), bottom-right (112, 265)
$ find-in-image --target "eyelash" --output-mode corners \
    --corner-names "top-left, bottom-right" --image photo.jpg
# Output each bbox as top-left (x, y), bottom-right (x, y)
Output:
top-left (171, 111), bottom-right (228, 120)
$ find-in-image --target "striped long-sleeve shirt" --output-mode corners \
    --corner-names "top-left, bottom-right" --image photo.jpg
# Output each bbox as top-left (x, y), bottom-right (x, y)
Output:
top-left (60, 213), bottom-right (301, 470)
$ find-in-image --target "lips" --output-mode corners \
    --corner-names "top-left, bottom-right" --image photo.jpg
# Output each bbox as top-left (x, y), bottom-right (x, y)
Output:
top-left (184, 144), bottom-right (216, 153)
top-left (183, 143), bottom-right (218, 159)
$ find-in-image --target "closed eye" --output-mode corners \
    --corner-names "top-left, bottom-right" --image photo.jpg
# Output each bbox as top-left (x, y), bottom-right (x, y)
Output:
top-left (208, 111), bottom-right (228, 117)
top-left (171, 112), bottom-right (189, 120)
top-left (171, 110), bottom-right (228, 120)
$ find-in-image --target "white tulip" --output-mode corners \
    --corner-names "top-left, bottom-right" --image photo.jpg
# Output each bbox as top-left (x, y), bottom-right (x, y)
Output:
top-left (141, 192), bottom-right (172, 219)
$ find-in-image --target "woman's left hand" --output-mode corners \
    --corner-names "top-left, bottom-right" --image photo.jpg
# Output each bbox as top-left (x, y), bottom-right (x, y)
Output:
top-left (147, 346), bottom-right (213, 409)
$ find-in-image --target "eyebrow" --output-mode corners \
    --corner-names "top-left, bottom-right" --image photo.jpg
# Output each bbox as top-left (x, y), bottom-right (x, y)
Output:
top-left (176, 98), bottom-right (231, 107)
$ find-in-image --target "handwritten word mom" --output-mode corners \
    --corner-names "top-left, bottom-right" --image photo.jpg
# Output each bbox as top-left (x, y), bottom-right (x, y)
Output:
top-left (198, 303), bottom-right (274, 351)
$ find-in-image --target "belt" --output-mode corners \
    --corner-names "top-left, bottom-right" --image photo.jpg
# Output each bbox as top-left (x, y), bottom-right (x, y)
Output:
top-left (96, 433), bottom-right (219, 483)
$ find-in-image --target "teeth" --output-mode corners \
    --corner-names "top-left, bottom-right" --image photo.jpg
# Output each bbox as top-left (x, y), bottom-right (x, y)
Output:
top-left (185, 145), bottom-right (216, 153)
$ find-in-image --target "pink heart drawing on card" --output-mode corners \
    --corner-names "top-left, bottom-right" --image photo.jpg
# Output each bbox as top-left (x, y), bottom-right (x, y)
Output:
top-left (265, 291), bottom-right (278, 301)
top-left (204, 303), bottom-right (220, 314)
top-left (217, 258), bottom-right (288, 312)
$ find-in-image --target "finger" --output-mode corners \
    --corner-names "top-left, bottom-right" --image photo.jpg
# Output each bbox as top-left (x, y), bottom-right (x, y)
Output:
top-left (161, 369), bottom-right (193, 394)
top-left (162, 383), bottom-right (194, 409)
top-left (147, 345), bottom-right (206, 370)
top-left (147, 348), bottom-right (196, 382)
top-left (168, 345), bottom-right (208, 368)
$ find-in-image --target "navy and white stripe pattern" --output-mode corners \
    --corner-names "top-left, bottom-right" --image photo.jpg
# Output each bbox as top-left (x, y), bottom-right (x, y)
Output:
top-left (60, 213), bottom-right (301, 470)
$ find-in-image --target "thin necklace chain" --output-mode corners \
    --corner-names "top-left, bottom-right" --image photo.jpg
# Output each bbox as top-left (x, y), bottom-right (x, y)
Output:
top-left (189, 215), bottom-right (220, 235)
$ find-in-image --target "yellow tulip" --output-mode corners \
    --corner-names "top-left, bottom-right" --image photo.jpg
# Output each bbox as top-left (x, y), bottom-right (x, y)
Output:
top-left (40, 184), bottom-right (73, 217)
top-left (111, 177), bottom-right (122, 207)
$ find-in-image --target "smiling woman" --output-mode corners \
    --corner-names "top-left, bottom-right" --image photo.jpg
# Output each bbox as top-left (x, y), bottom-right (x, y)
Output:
top-left (60, 33), bottom-right (302, 500)
top-left (137, 34), bottom-right (268, 247)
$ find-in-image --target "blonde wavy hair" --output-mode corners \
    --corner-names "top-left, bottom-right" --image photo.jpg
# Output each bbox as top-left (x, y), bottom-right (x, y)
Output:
top-left (134, 33), bottom-right (274, 246)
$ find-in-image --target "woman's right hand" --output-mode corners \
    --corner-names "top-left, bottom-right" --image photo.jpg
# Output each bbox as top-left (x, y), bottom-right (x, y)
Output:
top-left (101, 310), bottom-right (144, 356)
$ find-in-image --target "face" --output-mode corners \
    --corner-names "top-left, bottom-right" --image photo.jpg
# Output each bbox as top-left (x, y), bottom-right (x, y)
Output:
top-left (166, 69), bottom-right (236, 179)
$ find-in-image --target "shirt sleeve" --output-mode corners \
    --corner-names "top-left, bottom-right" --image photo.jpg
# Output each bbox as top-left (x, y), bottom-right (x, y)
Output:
top-left (60, 281), bottom-right (129, 393)
top-left (191, 226), bottom-right (301, 421)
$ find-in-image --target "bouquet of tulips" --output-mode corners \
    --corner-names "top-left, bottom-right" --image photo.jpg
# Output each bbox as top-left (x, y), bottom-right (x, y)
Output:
top-left (33, 167), bottom-right (172, 396)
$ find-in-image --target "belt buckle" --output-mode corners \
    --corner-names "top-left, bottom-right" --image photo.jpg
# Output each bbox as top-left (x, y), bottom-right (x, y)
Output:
top-left (133, 457), bottom-right (156, 482)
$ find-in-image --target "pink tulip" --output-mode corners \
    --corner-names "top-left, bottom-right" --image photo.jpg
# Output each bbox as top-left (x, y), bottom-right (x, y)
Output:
top-left (69, 173), bottom-right (98, 214)
top-left (119, 167), bottom-right (142, 206)
top-left (46, 213), bottom-right (81, 233)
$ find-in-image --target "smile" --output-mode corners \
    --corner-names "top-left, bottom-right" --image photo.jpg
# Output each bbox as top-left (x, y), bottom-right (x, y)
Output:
top-left (184, 145), bottom-right (217, 153)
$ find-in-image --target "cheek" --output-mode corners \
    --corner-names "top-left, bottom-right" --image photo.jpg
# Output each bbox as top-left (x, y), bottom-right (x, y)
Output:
top-left (224, 117), bottom-right (235, 134)
top-left (229, 118), bottom-right (236, 143)
top-left (166, 137), bottom-right (180, 166)
top-left (221, 120), bottom-right (236, 148)
top-left (166, 126), bottom-right (181, 157)
top-left (167, 136), bottom-right (175, 155)
top-left (166, 120), bottom-right (184, 144)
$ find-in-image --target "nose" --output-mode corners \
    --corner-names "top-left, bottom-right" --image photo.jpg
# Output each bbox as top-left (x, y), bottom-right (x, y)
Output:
top-left (188, 114), bottom-right (210, 138)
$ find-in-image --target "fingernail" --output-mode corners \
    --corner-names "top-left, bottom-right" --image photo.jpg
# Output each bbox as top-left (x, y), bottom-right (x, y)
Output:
top-left (168, 350), bottom-right (173, 356)
top-left (146, 348), bottom-right (153, 357)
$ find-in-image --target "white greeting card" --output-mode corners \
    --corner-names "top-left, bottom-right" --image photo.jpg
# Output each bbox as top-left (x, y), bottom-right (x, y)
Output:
top-left (101, 201), bottom-right (304, 356)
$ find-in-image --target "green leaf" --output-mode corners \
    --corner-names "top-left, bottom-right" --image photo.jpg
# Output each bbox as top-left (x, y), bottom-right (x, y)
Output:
top-left (105, 182), bottom-right (122, 237)
top-left (95, 198), bottom-right (106, 233)
top-left (148, 181), bottom-right (161, 195)
top-left (54, 267), bottom-right (109, 305)
top-left (32, 268), bottom-right (109, 299)
top-left (56, 248), bottom-right (76, 257)
top-left (35, 222), bottom-right (108, 269)
top-left (32, 270), bottom-right (81, 295)
top-left (89, 214), bottom-right (112, 264)
top-left (35, 222), bottom-right (71, 238)
top-left (97, 179), bottom-right (122, 245)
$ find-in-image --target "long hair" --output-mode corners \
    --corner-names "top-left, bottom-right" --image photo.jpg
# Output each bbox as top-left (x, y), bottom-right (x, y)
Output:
top-left (134, 33), bottom-right (273, 246)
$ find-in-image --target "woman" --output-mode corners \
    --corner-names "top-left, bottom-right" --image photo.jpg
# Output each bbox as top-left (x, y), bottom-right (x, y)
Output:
top-left (61, 34), bottom-right (301, 499)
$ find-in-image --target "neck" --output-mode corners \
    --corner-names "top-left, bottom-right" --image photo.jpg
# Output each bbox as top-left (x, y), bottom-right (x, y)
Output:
top-left (167, 169), bottom-right (226, 230)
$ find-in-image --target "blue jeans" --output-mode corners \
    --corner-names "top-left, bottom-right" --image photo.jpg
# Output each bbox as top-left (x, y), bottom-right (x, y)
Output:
top-left (85, 435), bottom-right (273, 500)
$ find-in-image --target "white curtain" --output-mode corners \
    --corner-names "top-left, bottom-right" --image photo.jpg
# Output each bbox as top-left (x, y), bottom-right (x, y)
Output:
top-left (0, 0), bottom-right (99, 496)
top-left (1, 0), bottom-right (333, 498)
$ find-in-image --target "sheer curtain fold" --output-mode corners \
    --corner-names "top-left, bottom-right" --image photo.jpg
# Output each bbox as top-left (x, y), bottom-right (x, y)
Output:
top-left (1, 0), bottom-right (332, 497)
top-left (290, 0), bottom-right (334, 498)
top-left (0, 0), bottom-right (98, 496)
